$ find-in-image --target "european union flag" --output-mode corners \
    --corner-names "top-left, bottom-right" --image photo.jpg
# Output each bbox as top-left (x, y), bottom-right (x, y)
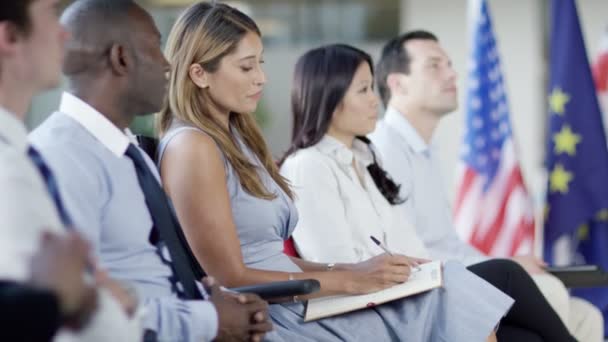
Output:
top-left (544, 0), bottom-right (608, 331)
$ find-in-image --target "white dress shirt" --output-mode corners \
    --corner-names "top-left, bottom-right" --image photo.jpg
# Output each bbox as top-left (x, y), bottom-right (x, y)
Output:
top-left (0, 106), bottom-right (63, 279)
top-left (370, 107), bottom-right (488, 265)
top-left (0, 106), bottom-right (141, 341)
top-left (280, 135), bottom-right (429, 264)
top-left (370, 108), bottom-right (607, 342)
top-left (30, 92), bottom-right (218, 341)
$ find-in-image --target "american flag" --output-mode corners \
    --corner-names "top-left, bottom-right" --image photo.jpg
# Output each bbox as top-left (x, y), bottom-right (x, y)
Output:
top-left (453, 0), bottom-right (535, 257)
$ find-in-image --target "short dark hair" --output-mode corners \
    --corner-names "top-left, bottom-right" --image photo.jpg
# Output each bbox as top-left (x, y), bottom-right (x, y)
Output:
top-left (282, 44), bottom-right (404, 205)
top-left (61, 0), bottom-right (136, 78)
top-left (0, 0), bottom-right (36, 35)
top-left (376, 30), bottom-right (438, 107)
top-left (61, 0), bottom-right (135, 48)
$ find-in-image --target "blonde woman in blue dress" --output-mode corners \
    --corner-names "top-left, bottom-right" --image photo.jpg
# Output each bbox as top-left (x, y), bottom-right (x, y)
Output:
top-left (157, 2), bottom-right (517, 341)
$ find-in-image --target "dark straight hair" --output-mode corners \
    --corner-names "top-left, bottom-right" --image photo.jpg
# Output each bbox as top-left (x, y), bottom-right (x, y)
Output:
top-left (281, 44), bottom-right (404, 205)
top-left (0, 0), bottom-right (36, 35)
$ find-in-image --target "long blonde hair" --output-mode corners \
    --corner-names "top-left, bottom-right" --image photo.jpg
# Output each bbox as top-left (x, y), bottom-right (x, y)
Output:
top-left (158, 2), bottom-right (292, 200)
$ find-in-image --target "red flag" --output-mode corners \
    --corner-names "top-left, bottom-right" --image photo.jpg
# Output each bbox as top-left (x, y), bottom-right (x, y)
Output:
top-left (593, 29), bottom-right (608, 117)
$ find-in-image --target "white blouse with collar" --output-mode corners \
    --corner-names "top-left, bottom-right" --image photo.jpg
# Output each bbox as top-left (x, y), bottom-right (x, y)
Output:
top-left (281, 135), bottom-right (430, 264)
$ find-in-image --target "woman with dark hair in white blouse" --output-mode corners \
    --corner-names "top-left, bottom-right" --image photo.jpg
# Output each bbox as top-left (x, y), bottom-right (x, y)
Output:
top-left (280, 43), bottom-right (576, 342)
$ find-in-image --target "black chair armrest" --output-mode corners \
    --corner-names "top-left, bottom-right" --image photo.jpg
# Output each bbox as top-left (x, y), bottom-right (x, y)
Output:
top-left (229, 279), bottom-right (320, 300)
top-left (546, 265), bottom-right (608, 288)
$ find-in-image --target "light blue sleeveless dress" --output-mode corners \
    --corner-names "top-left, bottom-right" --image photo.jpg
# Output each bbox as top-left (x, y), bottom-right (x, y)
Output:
top-left (158, 124), bottom-right (514, 342)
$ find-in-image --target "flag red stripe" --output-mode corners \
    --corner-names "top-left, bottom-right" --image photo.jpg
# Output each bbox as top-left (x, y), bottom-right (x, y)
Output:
top-left (470, 166), bottom-right (527, 254)
top-left (508, 217), bottom-right (535, 256)
top-left (592, 52), bottom-right (608, 92)
top-left (453, 167), bottom-right (477, 215)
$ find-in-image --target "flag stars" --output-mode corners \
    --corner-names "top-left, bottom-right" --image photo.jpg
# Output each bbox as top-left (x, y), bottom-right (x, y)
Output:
top-left (469, 77), bottom-right (480, 91)
top-left (461, 144), bottom-right (470, 157)
top-left (487, 47), bottom-right (498, 61)
top-left (577, 223), bottom-right (589, 240)
top-left (499, 121), bottom-right (509, 134)
top-left (492, 84), bottom-right (503, 100)
top-left (550, 164), bottom-right (574, 194)
top-left (471, 97), bottom-right (482, 110)
top-left (553, 125), bottom-right (582, 156)
top-left (462, 1), bottom-right (517, 187)
top-left (480, 13), bottom-right (487, 24)
top-left (484, 32), bottom-right (494, 45)
top-left (489, 67), bottom-right (500, 82)
top-left (473, 117), bottom-right (484, 129)
top-left (549, 87), bottom-right (570, 115)
top-left (468, 59), bottom-right (477, 73)
top-left (491, 149), bottom-right (501, 160)
top-left (596, 209), bottom-right (608, 222)
top-left (490, 88), bottom-right (500, 102)
top-left (498, 101), bottom-right (508, 114)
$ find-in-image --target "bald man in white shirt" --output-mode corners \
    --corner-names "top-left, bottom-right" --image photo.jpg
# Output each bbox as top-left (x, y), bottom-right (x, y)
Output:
top-left (370, 30), bottom-right (603, 342)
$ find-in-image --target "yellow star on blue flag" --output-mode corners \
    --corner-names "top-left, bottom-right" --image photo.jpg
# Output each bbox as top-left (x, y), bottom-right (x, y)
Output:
top-left (544, 0), bottom-right (608, 326)
top-left (549, 164), bottom-right (573, 194)
top-left (549, 87), bottom-right (570, 115)
top-left (553, 125), bottom-right (581, 156)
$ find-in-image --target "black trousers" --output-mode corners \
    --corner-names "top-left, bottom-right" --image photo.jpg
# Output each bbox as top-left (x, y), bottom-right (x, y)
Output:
top-left (498, 326), bottom-right (543, 342)
top-left (467, 259), bottom-right (577, 342)
top-left (0, 281), bottom-right (62, 342)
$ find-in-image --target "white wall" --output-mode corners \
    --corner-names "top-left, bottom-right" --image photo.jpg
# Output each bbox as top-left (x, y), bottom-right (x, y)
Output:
top-left (579, 0), bottom-right (608, 59)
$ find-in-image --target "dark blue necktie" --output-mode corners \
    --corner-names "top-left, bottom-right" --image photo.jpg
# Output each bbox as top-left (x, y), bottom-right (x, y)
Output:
top-left (124, 144), bottom-right (203, 300)
top-left (27, 146), bottom-right (73, 227)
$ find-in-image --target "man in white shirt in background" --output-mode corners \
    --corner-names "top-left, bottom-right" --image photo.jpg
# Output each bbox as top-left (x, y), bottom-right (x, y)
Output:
top-left (370, 30), bottom-right (603, 342)
top-left (0, 0), bottom-right (141, 340)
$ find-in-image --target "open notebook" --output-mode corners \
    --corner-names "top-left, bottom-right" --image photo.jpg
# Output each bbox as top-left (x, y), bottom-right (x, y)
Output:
top-left (304, 260), bottom-right (443, 322)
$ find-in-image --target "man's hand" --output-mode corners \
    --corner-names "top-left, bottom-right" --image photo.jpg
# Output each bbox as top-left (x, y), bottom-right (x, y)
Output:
top-left (511, 255), bottom-right (548, 275)
top-left (232, 292), bottom-right (272, 342)
top-left (29, 231), bottom-right (98, 331)
top-left (95, 270), bottom-right (138, 317)
top-left (203, 277), bottom-right (272, 342)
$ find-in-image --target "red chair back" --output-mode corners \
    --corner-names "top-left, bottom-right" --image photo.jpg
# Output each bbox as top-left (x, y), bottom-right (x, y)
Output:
top-left (283, 238), bottom-right (299, 257)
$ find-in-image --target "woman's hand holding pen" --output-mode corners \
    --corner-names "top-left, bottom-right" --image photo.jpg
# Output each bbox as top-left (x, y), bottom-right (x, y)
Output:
top-left (369, 235), bottom-right (430, 272)
top-left (312, 234), bottom-right (433, 296)
top-left (344, 254), bottom-right (413, 295)
top-left (406, 256), bottom-right (432, 269)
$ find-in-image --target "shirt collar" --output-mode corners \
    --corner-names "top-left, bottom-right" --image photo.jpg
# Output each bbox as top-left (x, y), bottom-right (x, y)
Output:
top-left (384, 106), bottom-right (430, 155)
top-left (59, 92), bottom-right (137, 157)
top-left (315, 135), bottom-right (374, 166)
top-left (0, 106), bottom-right (29, 153)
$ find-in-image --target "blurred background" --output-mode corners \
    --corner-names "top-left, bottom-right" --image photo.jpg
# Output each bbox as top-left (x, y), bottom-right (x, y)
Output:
top-left (29, 0), bottom-right (608, 207)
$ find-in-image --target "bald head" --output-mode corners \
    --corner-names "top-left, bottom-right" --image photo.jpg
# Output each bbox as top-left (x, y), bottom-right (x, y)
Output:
top-left (58, 0), bottom-right (168, 124)
top-left (60, 0), bottom-right (137, 78)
